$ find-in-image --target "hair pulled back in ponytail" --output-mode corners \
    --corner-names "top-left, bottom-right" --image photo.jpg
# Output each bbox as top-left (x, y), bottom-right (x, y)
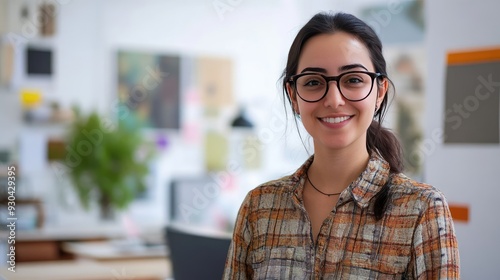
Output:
top-left (369, 116), bottom-right (404, 174)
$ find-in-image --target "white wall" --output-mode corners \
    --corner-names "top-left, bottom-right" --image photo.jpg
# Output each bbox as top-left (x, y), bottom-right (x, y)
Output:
top-left (425, 0), bottom-right (500, 278)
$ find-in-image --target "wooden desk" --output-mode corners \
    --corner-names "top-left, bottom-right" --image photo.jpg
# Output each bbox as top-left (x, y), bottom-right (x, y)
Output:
top-left (62, 240), bottom-right (168, 261)
top-left (0, 258), bottom-right (171, 280)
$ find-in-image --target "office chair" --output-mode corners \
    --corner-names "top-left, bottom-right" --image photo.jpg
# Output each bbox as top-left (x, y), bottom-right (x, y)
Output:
top-left (165, 224), bottom-right (231, 280)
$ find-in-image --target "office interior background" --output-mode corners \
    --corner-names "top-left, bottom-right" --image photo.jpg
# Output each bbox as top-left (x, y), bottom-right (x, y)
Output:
top-left (0, 0), bottom-right (499, 279)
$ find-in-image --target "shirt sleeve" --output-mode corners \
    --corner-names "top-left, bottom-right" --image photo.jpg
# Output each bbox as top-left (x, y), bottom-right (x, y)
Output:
top-left (223, 192), bottom-right (253, 280)
top-left (411, 190), bottom-right (460, 279)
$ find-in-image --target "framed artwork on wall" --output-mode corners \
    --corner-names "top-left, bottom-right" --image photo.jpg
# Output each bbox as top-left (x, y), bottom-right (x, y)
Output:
top-left (444, 47), bottom-right (500, 144)
top-left (117, 51), bottom-right (181, 129)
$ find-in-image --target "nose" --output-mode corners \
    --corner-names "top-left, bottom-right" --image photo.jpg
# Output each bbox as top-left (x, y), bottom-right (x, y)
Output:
top-left (323, 82), bottom-right (345, 108)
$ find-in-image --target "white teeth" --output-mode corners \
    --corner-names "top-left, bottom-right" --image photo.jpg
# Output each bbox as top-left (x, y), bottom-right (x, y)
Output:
top-left (322, 116), bottom-right (350, 124)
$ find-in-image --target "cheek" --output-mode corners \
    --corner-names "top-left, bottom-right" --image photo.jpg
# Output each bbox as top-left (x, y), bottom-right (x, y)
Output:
top-left (297, 101), bottom-right (316, 115)
top-left (363, 90), bottom-right (379, 110)
top-left (354, 98), bottom-right (377, 118)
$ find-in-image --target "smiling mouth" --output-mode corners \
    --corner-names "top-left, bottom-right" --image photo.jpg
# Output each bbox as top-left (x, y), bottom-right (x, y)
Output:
top-left (320, 116), bottom-right (352, 124)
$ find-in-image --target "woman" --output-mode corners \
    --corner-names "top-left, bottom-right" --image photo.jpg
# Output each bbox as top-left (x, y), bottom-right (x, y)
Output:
top-left (223, 12), bottom-right (459, 279)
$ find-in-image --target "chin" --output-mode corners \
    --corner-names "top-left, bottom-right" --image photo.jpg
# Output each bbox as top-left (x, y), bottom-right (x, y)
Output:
top-left (317, 133), bottom-right (365, 152)
top-left (318, 138), bottom-right (352, 150)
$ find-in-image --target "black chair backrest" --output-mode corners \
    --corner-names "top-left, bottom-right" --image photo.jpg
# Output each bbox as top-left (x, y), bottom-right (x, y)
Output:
top-left (166, 225), bottom-right (231, 280)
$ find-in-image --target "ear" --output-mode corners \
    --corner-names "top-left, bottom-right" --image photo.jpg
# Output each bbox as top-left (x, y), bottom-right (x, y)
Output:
top-left (286, 82), bottom-right (300, 115)
top-left (376, 77), bottom-right (389, 109)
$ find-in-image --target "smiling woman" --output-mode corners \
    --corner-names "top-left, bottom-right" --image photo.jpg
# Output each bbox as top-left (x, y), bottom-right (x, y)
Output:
top-left (223, 12), bottom-right (460, 279)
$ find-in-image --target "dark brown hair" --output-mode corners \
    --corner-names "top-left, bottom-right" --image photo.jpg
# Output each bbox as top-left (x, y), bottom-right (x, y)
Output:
top-left (282, 12), bottom-right (403, 220)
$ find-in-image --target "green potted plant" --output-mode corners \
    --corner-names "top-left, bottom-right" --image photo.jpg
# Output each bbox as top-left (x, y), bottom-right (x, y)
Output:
top-left (66, 109), bottom-right (153, 220)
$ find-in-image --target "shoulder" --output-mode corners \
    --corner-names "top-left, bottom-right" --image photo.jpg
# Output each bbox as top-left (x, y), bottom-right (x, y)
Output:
top-left (387, 173), bottom-right (449, 212)
top-left (242, 174), bottom-right (298, 209)
top-left (247, 174), bottom-right (297, 198)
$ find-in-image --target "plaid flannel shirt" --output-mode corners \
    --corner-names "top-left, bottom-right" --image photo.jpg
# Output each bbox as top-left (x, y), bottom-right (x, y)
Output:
top-left (223, 153), bottom-right (460, 279)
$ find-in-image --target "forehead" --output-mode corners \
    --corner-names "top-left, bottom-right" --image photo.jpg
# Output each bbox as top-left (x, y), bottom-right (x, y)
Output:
top-left (297, 32), bottom-right (374, 73)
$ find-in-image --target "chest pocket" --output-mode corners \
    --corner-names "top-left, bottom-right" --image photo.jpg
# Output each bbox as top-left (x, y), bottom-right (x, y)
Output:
top-left (323, 238), bottom-right (410, 279)
top-left (323, 217), bottom-right (412, 279)
top-left (251, 247), bottom-right (309, 280)
top-left (323, 252), bottom-right (409, 280)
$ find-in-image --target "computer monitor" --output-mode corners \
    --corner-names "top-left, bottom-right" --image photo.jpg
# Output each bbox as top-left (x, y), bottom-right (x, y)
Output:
top-left (169, 176), bottom-right (215, 225)
top-left (168, 174), bottom-right (253, 233)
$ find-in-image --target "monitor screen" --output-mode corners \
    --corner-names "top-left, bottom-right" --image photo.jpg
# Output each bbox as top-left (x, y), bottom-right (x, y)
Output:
top-left (169, 176), bottom-right (237, 231)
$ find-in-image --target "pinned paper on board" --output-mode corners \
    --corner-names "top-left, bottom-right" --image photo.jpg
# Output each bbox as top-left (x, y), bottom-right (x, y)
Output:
top-left (117, 51), bottom-right (181, 129)
top-left (204, 130), bottom-right (229, 171)
top-left (197, 57), bottom-right (234, 109)
top-left (444, 47), bottom-right (500, 144)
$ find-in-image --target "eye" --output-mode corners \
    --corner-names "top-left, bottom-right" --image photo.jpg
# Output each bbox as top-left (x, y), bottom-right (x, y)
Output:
top-left (344, 76), bottom-right (364, 84)
top-left (304, 79), bottom-right (323, 86)
top-left (298, 75), bottom-right (325, 87)
top-left (341, 73), bottom-right (370, 88)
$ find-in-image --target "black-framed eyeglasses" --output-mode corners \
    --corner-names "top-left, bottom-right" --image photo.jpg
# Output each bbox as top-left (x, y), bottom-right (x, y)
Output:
top-left (288, 71), bottom-right (383, 102)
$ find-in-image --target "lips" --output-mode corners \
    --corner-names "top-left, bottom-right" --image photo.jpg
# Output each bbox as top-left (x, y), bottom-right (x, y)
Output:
top-left (320, 115), bottom-right (352, 124)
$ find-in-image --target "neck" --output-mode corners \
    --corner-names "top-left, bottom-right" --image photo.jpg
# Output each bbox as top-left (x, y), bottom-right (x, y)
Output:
top-left (308, 143), bottom-right (370, 194)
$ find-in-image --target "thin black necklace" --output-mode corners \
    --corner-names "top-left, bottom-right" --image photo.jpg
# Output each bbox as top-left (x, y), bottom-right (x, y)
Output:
top-left (306, 171), bottom-right (342, 197)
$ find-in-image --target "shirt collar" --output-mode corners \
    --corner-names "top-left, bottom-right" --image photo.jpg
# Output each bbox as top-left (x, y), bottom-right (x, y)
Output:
top-left (289, 152), bottom-right (391, 208)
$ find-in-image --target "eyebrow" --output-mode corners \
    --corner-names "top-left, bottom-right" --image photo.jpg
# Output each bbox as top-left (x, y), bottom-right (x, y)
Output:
top-left (300, 64), bottom-right (369, 74)
top-left (339, 63), bottom-right (368, 72)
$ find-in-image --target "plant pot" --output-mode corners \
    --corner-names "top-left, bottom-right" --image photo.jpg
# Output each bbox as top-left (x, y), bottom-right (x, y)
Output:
top-left (99, 196), bottom-right (115, 221)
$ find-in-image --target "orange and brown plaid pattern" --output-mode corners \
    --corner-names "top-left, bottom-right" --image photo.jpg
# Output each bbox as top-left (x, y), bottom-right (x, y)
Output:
top-left (223, 153), bottom-right (460, 279)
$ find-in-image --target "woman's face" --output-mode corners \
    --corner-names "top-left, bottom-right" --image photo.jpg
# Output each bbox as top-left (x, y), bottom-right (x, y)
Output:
top-left (287, 32), bottom-right (387, 152)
